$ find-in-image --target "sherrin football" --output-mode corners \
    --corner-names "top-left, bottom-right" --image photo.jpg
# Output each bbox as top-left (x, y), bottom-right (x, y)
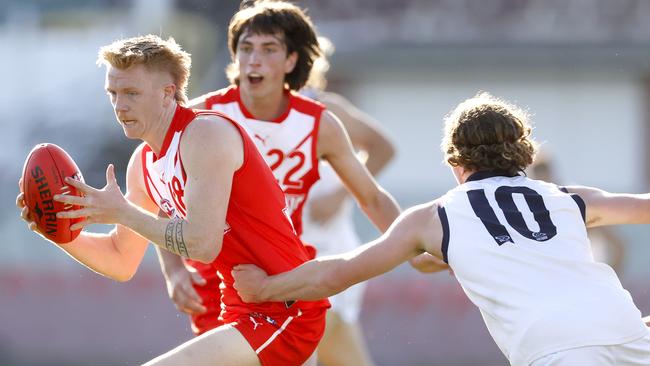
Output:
top-left (22, 143), bottom-right (84, 244)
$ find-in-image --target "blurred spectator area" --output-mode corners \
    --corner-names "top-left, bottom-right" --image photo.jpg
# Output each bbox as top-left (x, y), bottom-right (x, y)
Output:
top-left (305, 0), bottom-right (650, 45)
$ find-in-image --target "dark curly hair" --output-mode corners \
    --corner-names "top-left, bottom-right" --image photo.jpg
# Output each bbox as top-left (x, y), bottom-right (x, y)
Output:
top-left (442, 92), bottom-right (537, 176)
top-left (226, 0), bottom-right (320, 91)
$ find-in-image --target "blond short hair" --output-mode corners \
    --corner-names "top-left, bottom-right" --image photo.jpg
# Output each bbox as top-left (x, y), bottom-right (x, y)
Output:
top-left (97, 34), bottom-right (191, 103)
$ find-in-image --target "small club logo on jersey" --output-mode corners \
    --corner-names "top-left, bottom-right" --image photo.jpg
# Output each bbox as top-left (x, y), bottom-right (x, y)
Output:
top-left (495, 235), bottom-right (512, 244)
top-left (160, 198), bottom-right (176, 217)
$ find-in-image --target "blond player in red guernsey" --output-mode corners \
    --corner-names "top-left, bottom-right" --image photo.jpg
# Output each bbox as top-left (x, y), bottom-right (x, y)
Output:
top-left (154, 0), bottom-right (407, 345)
top-left (17, 34), bottom-right (330, 366)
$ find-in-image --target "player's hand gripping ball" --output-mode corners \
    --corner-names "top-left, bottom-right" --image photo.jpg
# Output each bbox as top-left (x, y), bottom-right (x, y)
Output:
top-left (21, 143), bottom-right (85, 244)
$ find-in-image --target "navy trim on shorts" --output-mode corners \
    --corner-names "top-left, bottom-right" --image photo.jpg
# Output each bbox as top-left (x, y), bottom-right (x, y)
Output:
top-left (559, 186), bottom-right (586, 223)
top-left (438, 205), bottom-right (450, 264)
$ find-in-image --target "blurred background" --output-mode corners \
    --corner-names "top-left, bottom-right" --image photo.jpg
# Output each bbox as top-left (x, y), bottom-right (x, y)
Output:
top-left (3, 0), bottom-right (650, 365)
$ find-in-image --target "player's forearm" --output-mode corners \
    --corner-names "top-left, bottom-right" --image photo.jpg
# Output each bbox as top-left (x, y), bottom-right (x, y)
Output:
top-left (359, 188), bottom-right (401, 233)
top-left (625, 194), bottom-right (650, 224)
top-left (153, 208), bottom-right (188, 279)
top-left (259, 258), bottom-right (347, 302)
top-left (593, 193), bottom-right (650, 226)
top-left (565, 187), bottom-right (650, 226)
top-left (120, 202), bottom-right (220, 263)
top-left (59, 229), bottom-right (146, 281)
top-left (155, 245), bottom-right (188, 280)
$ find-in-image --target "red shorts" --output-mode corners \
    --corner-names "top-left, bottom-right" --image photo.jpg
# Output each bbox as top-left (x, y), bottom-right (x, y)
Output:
top-left (190, 308), bottom-right (223, 336)
top-left (187, 246), bottom-right (319, 336)
top-left (231, 307), bottom-right (326, 366)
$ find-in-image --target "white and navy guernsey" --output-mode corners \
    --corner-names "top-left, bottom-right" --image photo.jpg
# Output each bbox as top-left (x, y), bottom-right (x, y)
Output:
top-left (438, 171), bottom-right (646, 366)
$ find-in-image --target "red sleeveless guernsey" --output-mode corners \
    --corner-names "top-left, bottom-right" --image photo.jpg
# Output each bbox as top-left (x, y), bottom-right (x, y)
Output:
top-left (141, 105), bottom-right (329, 319)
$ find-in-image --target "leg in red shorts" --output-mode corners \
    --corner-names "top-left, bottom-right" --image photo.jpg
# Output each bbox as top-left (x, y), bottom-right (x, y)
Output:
top-left (232, 307), bottom-right (326, 366)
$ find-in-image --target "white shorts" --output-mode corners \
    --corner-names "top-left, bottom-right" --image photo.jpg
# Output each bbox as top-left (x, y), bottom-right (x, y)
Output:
top-left (328, 281), bottom-right (367, 324)
top-left (530, 329), bottom-right (650, 366)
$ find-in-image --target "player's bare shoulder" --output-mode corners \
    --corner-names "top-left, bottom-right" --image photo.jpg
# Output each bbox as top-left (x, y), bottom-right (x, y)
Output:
top-left (315, 109), bottom-right (350, 159)
top-left (181, 114), bottom-right (244, 170)
top-left (400, 201), bottom-right (440, 230)
top-left (318, 108), bottom-right (343, 136)
top-left (126, 143), bottom-right (147, 187)
top-left (123, 142), bottom-right (161, 212)
top-left (403, 200), bottom-right (445, 257)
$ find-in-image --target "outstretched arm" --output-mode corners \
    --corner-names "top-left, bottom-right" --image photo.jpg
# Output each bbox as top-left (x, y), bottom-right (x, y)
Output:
top-left (564, 186), bottom-right (650, 227)
top-left (233, 203), bottom-right (443, 302)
